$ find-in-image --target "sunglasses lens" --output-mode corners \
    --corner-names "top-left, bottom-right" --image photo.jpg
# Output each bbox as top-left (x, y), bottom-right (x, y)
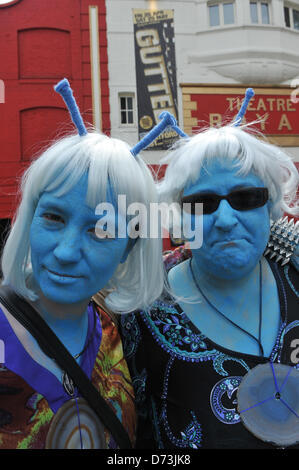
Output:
top-left (182, 195), bottom-right (219, 215)
top-left (229, 188), bottom-right (268, 211)
top-left (201, 196), bottom-right (220, 214)
top-left (181, 188), bottom-right (268, 215)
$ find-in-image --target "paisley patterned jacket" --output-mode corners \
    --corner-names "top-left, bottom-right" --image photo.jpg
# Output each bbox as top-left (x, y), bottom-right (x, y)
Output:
top-left (121, 246), bottom-right (299, 449)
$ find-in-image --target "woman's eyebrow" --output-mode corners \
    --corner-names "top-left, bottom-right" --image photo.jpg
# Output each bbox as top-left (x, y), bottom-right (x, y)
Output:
top-left (38, 199), bottom-right (65, 212)
top-left (184, 183), bottom-right (259, 197)
top-left (39, 198), bottom-right (120, 225)
top-left (230, 183), bottom-right (259, 189)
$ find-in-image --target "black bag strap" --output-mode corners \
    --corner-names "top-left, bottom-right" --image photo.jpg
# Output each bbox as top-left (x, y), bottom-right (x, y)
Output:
top-left (0, 285), bottom-right (132, 449)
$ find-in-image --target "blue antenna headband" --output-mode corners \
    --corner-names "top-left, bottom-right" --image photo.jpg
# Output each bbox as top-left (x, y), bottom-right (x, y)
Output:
top-left (54, 78), bottom-right (88, 137)
top-left (54, 78), bottom-right (185, 154)
top-left (233, 88), bottom-right (255, 126)
top-left (130, 111), bottom-right (188, 156)
top-left (54, 78), bottom-right (255, 154)
top-left (130, 88), bottom-right (255, 153)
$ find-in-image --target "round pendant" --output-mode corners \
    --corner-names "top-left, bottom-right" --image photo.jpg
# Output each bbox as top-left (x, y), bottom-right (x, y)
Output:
top-left (45, 398), bottom-right (107, 449)
top-left (237, 363), bottom-right (299, 448)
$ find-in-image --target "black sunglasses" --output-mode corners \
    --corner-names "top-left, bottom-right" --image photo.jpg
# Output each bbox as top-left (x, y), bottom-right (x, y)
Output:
top-left (181, 187), bottom-right (269, 215)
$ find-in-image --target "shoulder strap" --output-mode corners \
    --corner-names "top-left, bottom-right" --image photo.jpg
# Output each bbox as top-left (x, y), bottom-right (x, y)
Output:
top-left (0, 285), bottom-right (132, 449)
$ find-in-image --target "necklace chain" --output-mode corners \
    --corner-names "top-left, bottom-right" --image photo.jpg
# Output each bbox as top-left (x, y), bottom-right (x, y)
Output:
top-left (189, 259), bottom-right (264, 357)
top-left (74, 304), bottom-right (97, 360)
top-left (62, 303), bottom-right (98, 396)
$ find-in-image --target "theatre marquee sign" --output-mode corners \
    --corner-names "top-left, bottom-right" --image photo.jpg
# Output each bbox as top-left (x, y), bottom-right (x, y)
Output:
top-left (181, 85), bottom-right (299, 146)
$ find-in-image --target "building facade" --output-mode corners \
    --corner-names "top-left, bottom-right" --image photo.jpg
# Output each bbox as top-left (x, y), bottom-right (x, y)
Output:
top-left (0, 0), bottom-right (109, 222)
top-left (106, 0), bottom-right (299, 165)
top-left (0, 0), bottom-right (110, 255)
top-left (0, 0), bottom-right (298, 250)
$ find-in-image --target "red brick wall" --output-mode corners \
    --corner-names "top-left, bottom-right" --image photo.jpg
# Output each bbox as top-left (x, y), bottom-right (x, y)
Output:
top-left (0, 0), bottom-right (110, 219)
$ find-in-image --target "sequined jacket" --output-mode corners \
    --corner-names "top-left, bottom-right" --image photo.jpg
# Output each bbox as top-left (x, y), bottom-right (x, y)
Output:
top-left (121, 247), bottom-right (299, 449)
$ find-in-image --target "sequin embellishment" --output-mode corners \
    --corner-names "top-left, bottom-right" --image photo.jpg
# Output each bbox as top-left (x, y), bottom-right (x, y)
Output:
top-left (210, 377), bottom-right (242, 424)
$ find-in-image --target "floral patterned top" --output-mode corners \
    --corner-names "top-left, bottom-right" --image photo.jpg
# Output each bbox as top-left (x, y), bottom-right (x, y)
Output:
top-left (121, 247), bottom-right (299, 449)
top-left (0, 301), bottom-right (136, 449)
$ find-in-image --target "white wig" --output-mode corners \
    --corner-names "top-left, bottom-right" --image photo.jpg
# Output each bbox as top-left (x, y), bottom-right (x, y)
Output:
top-left (158, 123), bottom-right (299, 220)
top-left (1, 132), bottom-right (164, 313)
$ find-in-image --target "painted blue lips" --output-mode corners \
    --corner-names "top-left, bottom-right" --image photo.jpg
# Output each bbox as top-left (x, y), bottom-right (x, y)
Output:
top-left (46, 268), bottom-right (83, 279)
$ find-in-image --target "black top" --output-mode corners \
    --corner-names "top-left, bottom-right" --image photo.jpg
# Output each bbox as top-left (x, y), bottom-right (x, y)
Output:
top-left (121, 249), bottom-right (299, 449)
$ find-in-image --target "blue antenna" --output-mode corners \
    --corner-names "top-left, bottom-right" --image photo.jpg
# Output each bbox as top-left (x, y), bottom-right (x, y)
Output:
top-left (233, 88), bottom-right (255, 126)
top-left (131, 111), bottom-right (188, 156)
top-left (54, 78), bottom-right (88, 137)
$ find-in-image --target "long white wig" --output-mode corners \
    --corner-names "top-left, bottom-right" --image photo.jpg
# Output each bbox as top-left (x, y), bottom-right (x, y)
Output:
top-left (158, 123), bottom-right (299, 221)
top-left (1, 132), bottom-right (164, 313)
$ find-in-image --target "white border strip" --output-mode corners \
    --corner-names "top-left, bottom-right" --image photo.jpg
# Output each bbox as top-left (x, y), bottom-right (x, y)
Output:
top-left (89, 6), bottom-right (102, 131)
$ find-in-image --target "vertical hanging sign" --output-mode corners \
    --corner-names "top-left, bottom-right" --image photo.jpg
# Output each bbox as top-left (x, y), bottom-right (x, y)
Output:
top-left (133, 9), bottom-right (178, 150)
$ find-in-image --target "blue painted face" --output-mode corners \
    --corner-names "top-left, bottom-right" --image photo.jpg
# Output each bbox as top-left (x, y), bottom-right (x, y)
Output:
top-left (30, 174), bottom-right (130, 305)
top-left (183, 158), bottom-right (271, 280)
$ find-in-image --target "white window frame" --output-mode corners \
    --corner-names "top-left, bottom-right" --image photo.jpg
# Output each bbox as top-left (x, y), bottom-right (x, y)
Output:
top-left (284, 2), bottom-right (299, 30)
top-left (249, 1), bottom-right (271, 25)
top-left (208, 1), bottom-right (236, 28)
top-left (118, 93), bottom-right (135, 127)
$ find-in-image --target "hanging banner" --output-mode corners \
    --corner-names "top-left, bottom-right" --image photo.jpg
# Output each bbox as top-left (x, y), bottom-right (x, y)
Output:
top-left (133, 9), bottom-right (178, 150)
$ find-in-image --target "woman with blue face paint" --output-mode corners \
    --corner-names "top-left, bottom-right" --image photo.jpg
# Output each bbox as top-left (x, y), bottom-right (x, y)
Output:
top-left (0, 82), bottom-right (165, 449)
top-left (121, 121), bottom-right (299, 449)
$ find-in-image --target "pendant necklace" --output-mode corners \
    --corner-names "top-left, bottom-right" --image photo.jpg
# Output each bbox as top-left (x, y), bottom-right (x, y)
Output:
top-left (61, 304), bottom-right (97, 449)
top-left (189, 259), bottom-right (299, 447)
top-left (62, 303), bottom-right (98, 397)
top-left (47, 304), bottom-right (106, 449)
top-left (189, 259), bottom-right (264, 356)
